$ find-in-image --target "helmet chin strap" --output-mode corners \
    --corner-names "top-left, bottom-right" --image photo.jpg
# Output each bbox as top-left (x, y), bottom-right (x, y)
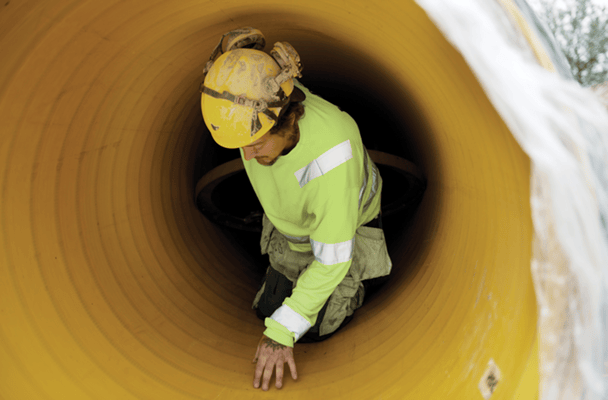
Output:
top-left (201, 85), bottom-right (291, 136)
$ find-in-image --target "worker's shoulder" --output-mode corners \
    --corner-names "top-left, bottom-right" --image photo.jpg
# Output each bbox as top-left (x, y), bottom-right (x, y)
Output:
top-left (295, 81), bottom-right (362, 155)
top-left (296, 81), bottom-right (354, 121)
top-left (300, 95), bottom-right (358, 139)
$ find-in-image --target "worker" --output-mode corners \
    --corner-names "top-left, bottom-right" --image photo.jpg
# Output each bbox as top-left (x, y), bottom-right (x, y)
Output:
top-left (199, 27), bottom-right (393, 391)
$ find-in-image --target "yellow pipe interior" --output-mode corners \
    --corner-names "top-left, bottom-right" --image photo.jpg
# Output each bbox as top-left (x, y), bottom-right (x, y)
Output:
top-left (0, 0), bottom-right (539, 399)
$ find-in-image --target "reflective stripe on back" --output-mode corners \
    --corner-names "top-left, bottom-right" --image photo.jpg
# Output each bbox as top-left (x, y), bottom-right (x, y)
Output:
top-left (294, 140), bottom-right (353, 188)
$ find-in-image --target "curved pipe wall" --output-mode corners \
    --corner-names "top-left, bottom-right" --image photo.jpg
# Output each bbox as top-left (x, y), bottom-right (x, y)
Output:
top-left (0, 1), bottom-right (538, 399)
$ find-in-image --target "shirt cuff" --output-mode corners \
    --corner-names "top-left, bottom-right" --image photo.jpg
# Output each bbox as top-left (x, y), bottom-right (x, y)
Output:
top-left (265, 304), bottom-right (312, 346)
top-left (264, 318), bottom-right (295, 347)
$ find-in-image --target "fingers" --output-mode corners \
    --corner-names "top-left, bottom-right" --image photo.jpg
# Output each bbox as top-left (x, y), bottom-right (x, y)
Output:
top-left (275, 361), bottom-right (284, 389)
top-left (252, 339), bottom-right (297, 390)
top-left (253, 356), bottom-right (266, 389)
top-left (287, 355), bottom-right (298, 381)
top-left (253, 355), bottom-right (286, 390)
top-left (261, 359), bottom-right (274, 391)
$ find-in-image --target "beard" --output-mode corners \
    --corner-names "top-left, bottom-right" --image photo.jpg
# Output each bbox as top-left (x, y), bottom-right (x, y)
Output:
top-left (256, 156), bottom-right (279, 166)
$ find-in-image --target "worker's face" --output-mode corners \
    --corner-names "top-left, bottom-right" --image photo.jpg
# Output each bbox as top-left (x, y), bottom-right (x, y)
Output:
top-left (241, 119), bottom-right (298, 166)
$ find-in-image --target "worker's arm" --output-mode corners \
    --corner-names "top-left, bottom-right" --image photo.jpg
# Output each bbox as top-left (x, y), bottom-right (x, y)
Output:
top-left (264, 177), bottom-right (360, 347)
top-left (252, 182), bottom-right (359, 390)
top-left (252, 142), bottom-right (361, 390)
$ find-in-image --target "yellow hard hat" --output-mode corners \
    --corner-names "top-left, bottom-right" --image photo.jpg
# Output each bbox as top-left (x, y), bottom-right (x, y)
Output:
top-left (200, 28), bottom-right (304, 149)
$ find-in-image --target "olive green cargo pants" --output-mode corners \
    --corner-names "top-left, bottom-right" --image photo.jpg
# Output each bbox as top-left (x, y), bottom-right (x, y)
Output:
top-left (253, 213), bottom-right (392, 340)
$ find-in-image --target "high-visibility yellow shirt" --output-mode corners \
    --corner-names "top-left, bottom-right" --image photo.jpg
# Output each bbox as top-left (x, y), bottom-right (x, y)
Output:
top-left (240, 81), bottom-right (383, 347)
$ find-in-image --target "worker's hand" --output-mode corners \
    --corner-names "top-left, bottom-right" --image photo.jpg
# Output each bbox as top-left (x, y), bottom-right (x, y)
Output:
top-left (252, 335), bottom-right (298, 390)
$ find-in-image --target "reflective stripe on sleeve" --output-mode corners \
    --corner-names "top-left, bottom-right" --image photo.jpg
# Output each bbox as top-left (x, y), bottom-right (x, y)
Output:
top-left (269, 304), bottom-right (312, 342)
top-left (310, 237), bottom-right (355, 266)
top-left (294, 140), bottom-right (353, 188)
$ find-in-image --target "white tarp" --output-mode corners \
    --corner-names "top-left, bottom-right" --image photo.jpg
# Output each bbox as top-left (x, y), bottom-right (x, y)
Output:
top-left (414, 0), bottom-right (608, 399)
top-left (592, 83), bottom-right (608, 109)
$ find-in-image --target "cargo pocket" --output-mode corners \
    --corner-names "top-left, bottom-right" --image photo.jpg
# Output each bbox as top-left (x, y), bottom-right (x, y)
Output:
top-left (319, 276), bottom-right (365, 336)
top-left (352, 225), bottom-right (393, 282)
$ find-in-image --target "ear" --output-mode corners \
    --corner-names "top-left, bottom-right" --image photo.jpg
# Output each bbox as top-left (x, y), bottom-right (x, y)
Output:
top-left (287, 108), bottom-right (298, 126)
